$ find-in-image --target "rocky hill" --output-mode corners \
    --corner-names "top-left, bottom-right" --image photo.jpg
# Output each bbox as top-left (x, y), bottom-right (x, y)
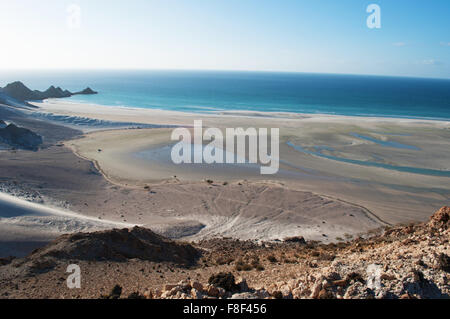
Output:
top-left (27, 226), bottom-right (201, 265)
top-left (0, 207), bottom-right (448, 299)
top-left (0, 81), bottom-right (97, 104)
top-left (0, 90), bottom-right (32, 108)
top-left (0, 122), bottom-right (43, 150)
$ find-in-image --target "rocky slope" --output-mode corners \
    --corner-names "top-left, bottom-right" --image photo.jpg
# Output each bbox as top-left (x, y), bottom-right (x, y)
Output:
top-left (0, 91), bottom-right (30, 108)
top-left (0, 207), bottom-right (448, 299)
top-left (0, 122), bottom-right (43, 150)
top-left (143, 207), bottom-right (449, 300)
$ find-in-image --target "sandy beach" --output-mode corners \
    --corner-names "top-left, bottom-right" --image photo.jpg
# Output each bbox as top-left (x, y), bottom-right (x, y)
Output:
top-left (1, 98), bottom-right (449, 257)
top-left (35, 99), bottom-right (450, 224)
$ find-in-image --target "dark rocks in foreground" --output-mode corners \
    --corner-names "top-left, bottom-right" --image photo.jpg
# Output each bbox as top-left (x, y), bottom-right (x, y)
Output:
top-left (208, 272), bottom-right (240, 292)
top-left (283, 236), bottom-right (307, 244)
top-left (0, 256), bottom-right (16, 266)
top-left (28, 226), bottom-right (201, 266)
top-left (1, 208), bottom-right (449, 299)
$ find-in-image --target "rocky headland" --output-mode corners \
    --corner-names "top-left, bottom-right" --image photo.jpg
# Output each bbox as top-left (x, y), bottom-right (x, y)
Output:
top-left (0, 81), bottom-right (97, 107)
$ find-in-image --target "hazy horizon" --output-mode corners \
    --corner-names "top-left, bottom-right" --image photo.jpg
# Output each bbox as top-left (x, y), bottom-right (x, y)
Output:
top-left (1, 0), bottom-right (449, 79)
top-left (1, 68), bottom-right (450, 82)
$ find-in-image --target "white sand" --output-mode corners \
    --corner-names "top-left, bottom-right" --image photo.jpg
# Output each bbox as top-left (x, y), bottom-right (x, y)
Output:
top-left (31, 99), bottom-right (450, 128)
top-left (49, 99), bottom-right (450, 224)
top-left (0, 192), bottom-right (135, 257)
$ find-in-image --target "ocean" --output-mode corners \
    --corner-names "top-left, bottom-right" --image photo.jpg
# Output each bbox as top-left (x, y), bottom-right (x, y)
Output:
top-left (1, 70), bottom-right (449, 120)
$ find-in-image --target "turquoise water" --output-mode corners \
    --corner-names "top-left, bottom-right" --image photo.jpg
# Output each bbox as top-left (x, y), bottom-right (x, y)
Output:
top-left (1, 70), bottom-right (450, 120)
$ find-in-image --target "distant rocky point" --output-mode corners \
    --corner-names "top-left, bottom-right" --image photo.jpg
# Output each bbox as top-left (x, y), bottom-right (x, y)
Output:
top-left (74, 87), bottom-right (97, 95)
top-left (0, 81), bottom-right (97, 104)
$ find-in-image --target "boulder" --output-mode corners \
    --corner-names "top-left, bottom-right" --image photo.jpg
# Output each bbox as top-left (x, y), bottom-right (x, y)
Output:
top-left (101, 285), bottom-right (122, 299)
top-left (191, 281), bottom-right (203, 292)
top-left (437, 253), bottom-right (450, 272)
top-left (208, 272), bottom-right (239, 292)
top-left (429, 207), bottom-right (450, 229)
top-left (237, 278), bottom-right (249, 292)
top-left (206, 285), bottom-right (219, 297)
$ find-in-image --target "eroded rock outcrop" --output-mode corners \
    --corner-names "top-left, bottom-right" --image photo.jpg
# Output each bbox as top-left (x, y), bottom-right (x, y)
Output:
top-left (429, 206), bottom-right (449, 230)
top-left (27, 226), bottom-right (201, 266)
top-left (0, 123), bottom-right (43, 150)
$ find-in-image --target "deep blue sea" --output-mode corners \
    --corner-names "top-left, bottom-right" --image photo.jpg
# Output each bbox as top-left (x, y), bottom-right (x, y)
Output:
top-left (1, 70), bottom-right (449, 120)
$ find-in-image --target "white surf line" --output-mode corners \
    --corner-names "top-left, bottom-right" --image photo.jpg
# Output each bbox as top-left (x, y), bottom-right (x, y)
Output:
top-left (0, 192), bottom-right (137, 228)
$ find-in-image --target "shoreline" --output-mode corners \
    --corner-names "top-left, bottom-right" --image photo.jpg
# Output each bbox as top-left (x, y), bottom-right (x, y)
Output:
top-left (32, 99), bottom-right (450, 126)
top-left (54, 99), bottom-right (449, 227)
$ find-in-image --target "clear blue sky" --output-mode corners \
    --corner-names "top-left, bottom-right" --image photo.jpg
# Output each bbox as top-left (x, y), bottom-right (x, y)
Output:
top-left (0, 0), bottom-right (449, 78)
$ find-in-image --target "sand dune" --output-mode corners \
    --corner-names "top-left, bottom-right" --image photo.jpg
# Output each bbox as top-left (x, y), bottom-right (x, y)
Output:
top-left (0, 192), bottom-right (134, 257)
top-left (30, 110), bottom-right (176, 132)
